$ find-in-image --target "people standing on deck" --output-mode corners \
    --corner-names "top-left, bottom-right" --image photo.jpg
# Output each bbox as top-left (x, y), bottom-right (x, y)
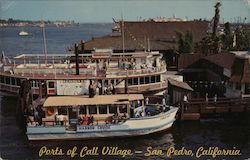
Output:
top-left (89, 115), bottom-right (94, 125)
top-left (34, 108), bottom-right (39, 125)
top-left (58, 114), bottom-right (64, 125)
top-left (82, 114), bottom-right (89, 125)
top-left (54, 114), bottom-right (58, 125)
top-left (165, 91), bottom-right (170, 105)
top-left (205, 93), bottom-right (209, 103)
top-left (214, 94), bottom-right (217, 103)
top-left (162, 98), bottom-right (166, 112)
top-left (183, 95), bottom-right (188, 111)
top-left (183, 95), bottom-right (188, 103)
top-left (145, 97), bottom-right (149, 105)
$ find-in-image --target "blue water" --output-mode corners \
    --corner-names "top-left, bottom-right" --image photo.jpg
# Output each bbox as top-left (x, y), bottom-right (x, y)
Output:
top-left (0, 24), bottom-right (249, 159)
top-left (0, 23), bottom-right (112, 57)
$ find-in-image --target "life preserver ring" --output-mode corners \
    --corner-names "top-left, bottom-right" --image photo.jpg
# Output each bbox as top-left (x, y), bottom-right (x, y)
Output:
top-left (47, 107), bottom-right (55, 116)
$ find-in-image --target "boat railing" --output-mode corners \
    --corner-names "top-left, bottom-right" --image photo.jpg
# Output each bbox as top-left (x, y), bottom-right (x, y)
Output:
top-left (27, 120), bottom-right (68, 127)
top-left (13, 67), bottom-right (96, 76)
top-left (106, 66), bottom-right (166, 76)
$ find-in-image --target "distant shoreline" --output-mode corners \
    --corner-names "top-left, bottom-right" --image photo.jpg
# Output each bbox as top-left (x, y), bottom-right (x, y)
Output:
top-left (0, 18), bottom-right (80, 27)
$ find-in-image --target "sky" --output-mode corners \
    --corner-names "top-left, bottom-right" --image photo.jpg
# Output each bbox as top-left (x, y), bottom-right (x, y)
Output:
top-left (0, 0), bottom-right (250, 23)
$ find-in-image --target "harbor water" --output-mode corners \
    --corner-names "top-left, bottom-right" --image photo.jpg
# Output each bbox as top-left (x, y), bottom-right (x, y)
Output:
top-left (0, 25), bottom-right (249, 159)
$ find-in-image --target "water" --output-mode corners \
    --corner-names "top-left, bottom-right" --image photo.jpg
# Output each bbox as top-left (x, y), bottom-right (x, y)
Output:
top-left (0, 25), bottom-right (249, 159)
top-left (0, 23), bottom-right (112, 57)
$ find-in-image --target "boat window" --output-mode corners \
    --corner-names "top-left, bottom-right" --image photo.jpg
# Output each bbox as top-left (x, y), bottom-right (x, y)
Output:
top-left (17, 79), bottom-right (21, 86)
top-left (109, 105), bottom-right (117, 114)
top-left (119, 105), bottom-right (127, 113)
top-left (145, 76), bottom-right (150, 84)
top-left (99, 105), bottom-right (107, 114)
top-left (128, 78), bottom-right (132, 86)
top-left (0, 76), bottom-right (4, 83)
top-left (133, 78), bottom-right (138, 85)
top-left (140, 77), bottom-right (144, 84)
top-left (156, 75), bottom-right (160, 82)
top-left (151, 75), bottom-right (156, 83)
top-left (79, 106), bottom-right (87, 114)
top-left (48, 81), bottom-right (55, 88)
top-left (6, 77), bottom-right (10, 84)
top-left (58, 107), bottom-right (67, 115)
top-left (89, 105), bottom-right (97, 114)
top-left (11, 78), bottom-right (16, 85)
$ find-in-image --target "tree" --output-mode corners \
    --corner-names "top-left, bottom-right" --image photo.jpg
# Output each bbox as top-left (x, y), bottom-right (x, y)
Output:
top-left (233, 26), bottom-right (250, 51)
top-left (212, 2), bottom-right (221, 38)
top-left (176, 31), bottom-right (194, 53)
top-left (220, 22), bottom-right (233, 50)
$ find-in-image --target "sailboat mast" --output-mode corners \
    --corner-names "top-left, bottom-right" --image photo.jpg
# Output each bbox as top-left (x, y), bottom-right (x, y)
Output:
top-left (122, 16), bottom-right (125, 54)
top-left (42, 20), bottom-right (48, 65)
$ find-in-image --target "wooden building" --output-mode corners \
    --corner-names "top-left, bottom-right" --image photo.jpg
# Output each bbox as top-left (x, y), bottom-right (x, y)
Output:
top-left (178, 51), bottom-right (250, 98)
top-left (167, 78), bottom-right (193, 105)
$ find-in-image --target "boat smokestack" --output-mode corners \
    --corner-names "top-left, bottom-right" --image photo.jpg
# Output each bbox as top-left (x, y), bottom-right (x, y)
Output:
top-left (74, 44), bottom-right (80, 75)
top-left (81, 40), bottom-right (85, 54)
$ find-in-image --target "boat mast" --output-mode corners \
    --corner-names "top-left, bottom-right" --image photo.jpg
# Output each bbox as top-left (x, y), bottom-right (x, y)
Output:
top-left (41, 20), bottom-right (48, 65)
top-left (122, 14), bottom-right (125, 54)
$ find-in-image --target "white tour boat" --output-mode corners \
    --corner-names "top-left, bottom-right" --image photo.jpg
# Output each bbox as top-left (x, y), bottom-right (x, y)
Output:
top-left (26, 94), bottom-right (178, 141)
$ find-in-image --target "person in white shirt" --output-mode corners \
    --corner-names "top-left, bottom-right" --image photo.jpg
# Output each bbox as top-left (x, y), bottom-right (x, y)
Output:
top-left (145, 97), bottom-right (149, 105)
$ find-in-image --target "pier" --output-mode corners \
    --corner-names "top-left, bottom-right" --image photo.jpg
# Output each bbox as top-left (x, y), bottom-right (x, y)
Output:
top-left (180, 97), bottom-right (250, 120)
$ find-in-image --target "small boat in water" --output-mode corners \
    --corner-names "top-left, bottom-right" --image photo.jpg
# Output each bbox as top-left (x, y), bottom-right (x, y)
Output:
top-left (26, 94), bottom-right (178, 141)
top-left (19, 31), bottom-right (29, 36)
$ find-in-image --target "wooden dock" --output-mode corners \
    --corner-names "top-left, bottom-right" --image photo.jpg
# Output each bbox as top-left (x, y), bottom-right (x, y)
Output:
top-left (180, 97), bottom-right (250, 120)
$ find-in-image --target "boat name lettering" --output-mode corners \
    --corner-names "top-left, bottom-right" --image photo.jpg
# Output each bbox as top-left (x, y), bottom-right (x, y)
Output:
top-left (79, 126), bottom-right (95, 130)
top-left (60, 80), bottom-right (84, 83)
top-left (98, 125), bottom-right (111, 130)
top-left (160, 115), bottom-right (169, 120)
top-left (78, 125), bottom-right (111, 130)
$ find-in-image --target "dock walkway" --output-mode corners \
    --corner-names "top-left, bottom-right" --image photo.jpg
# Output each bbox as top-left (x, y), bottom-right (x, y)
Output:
top-left (180, 97), bottom-right (250, 120)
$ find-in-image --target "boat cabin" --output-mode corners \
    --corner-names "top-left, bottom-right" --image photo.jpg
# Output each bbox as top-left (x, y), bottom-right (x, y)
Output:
top-left (37, 94), bottom-right (145, 126)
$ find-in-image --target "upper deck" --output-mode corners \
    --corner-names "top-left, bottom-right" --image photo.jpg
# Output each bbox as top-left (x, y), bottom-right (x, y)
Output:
top-left (1, 50), bottom-right (166, 80)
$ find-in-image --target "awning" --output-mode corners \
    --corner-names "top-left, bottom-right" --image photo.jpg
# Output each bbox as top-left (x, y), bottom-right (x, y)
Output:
top-left (43, 94), bottom-right (144, 107)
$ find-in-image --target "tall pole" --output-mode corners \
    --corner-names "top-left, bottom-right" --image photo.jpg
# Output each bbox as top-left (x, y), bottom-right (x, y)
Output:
top-left (42, 20), bottom-right (48, 66)
top-left (122, 16), bottom-right (125, 54)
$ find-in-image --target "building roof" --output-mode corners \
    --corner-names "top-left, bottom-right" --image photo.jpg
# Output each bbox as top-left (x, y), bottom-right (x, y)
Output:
top-left (203, 52), bottom-right (236, 70)
top-left (230, 57), bottom-right (250, 83)
top-left (84, 20), bottom-right (209, 51)
top-left (43, 94), bottom-right (144, 107)
top-left (168, 78), bottom-right (193, 91)
top-left (178, 53), bottom-right (203, 69)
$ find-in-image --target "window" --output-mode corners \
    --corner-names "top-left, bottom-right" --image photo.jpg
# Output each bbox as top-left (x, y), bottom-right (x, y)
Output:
top-left (99, 105), bottom-right (107, 114)
top-left (119, 105), bottom-right (127, 113)
top-left (89, 106), bottom-right (97, 114)
top-left (151, 76), bottom-right (155, 83)
top-left (109, 106), bottom-right (117, 114)
top-left (17, 79), bottom-right (21, 86)
top-left (133, 78), bottom-right (138, 85)
top-left (140, 77), bottom-right (144, 84)
top-left (58, 107), bottom-right (67, 115)
top-left (6, 77), bottom-right (10, 84)
top-left (0, 76), bottom-right (4, 83)
top-left (11, 78), bottom-right (16, 85)
top-left (145, 76), bottom-right (150, 84)
top-left (79, 106), bottom-right (87, 114)
top-left (48, 81), bottom-right (55, 88)
top-left (156, 75), bottom-right (160, 82)
top-left (128, 78), bottom-right (132, 86)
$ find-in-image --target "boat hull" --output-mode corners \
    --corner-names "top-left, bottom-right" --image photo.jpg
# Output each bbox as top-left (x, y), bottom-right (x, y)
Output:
top-left (27, 107), bottom-right (178, 141)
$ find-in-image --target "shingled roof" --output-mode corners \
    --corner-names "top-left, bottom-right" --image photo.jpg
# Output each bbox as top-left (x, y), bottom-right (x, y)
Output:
top-left (84, 20), bottom-right (209, 51)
